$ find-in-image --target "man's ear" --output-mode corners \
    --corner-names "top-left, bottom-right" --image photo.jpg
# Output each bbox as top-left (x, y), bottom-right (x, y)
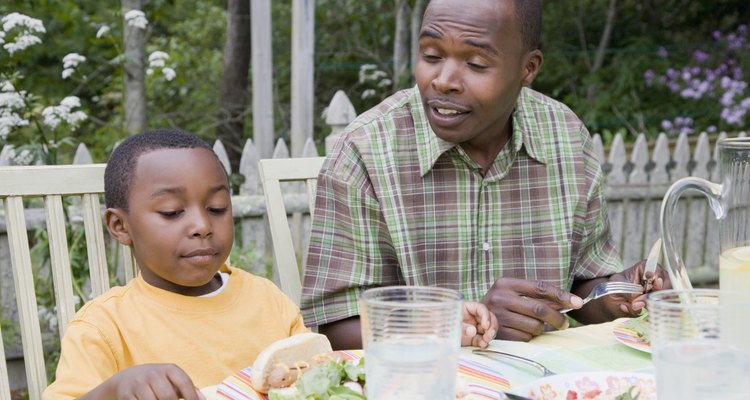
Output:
top-left (104, 208), bottom-right (132, 246)
top-left (521, 49), bottom-right (543, 86)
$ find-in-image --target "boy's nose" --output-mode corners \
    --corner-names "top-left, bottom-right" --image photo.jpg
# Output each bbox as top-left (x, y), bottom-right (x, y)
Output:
top-left (190, 210), bottom-right (213, 238)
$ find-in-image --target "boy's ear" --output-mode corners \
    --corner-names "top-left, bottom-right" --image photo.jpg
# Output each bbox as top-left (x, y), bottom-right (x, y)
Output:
top-left (104, 208), bottom-right (132, 246)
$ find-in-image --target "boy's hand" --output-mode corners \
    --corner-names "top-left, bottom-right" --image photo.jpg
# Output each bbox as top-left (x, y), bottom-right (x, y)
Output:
top-left (83, 364), bottom-right (206, 400)
top-left (462, 301), bottom-right (498, 348)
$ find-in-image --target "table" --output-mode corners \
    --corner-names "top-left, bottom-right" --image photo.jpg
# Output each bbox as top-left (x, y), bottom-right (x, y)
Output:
top-left (201, 319), bottom-right (651, 399)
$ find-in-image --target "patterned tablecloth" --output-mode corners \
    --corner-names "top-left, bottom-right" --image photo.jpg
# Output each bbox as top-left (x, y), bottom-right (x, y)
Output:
top-left (201, 319), bottom-right (652, 399)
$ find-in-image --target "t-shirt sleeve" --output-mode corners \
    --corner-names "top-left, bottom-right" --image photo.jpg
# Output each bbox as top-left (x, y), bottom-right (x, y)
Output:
top-left (43, 320), bottom-right (118, 400)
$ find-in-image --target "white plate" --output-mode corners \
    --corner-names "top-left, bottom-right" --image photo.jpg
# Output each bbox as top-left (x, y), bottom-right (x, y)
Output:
top-left (512, 371), bottom-right (656, 400)
top-left (612, 319), bottom-right (651, 354)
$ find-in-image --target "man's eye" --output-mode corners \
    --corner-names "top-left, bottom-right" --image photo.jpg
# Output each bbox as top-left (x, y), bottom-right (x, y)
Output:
top-left (422, 53), bottom-right (441, 62)
top-left (158, 210), bottom-right (182, 218)
top-left (468, 62), bottom-right (488, 70)
top-left (208, 207), bottom-right (228, 215)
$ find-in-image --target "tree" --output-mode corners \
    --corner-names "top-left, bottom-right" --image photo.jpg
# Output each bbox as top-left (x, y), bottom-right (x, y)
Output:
top-left (122, 0), bottom-right (147, 136)
top-left (216, 0), bottom-right (251, 171)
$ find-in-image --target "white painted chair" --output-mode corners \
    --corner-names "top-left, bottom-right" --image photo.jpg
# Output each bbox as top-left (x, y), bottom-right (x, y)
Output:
top-left (0, 164), bottom-right (136, 400)
top-left (259, 157), bottom-right (325, 305)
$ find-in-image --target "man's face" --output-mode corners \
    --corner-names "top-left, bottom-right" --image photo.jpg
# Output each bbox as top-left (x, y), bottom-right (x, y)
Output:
top-left (415, 0), bottom-right (540, 150)
top-left (118, 147), bottom-right (233, 294)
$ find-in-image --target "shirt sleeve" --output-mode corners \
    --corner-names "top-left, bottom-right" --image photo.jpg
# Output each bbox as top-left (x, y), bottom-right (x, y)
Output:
top-left (301, 137), bottom-right (401, 327)
top-left (43, 321), bottom-right (118, 400)
top-left (572, 126), bottom-right (624, 280)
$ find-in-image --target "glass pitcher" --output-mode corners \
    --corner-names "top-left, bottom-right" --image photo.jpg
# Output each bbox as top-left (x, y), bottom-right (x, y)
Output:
top-left (660, 137), bottom-right (750, 291)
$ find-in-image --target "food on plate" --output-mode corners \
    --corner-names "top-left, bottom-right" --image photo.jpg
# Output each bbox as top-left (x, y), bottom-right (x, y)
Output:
top-left (620, 310), bottom-right (649, 343)
top-left (250, 332), bottom-right (365, 399)
top-left (563, 386), bottom-right (640, 400)
top-left (251, 332), bottom-right (334, 393)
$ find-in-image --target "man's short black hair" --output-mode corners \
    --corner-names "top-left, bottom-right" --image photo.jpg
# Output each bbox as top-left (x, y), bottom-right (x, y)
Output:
top-left (513, 0), bottom-right (542, 52)
top-left (104, 128), bottom-right (220, 211)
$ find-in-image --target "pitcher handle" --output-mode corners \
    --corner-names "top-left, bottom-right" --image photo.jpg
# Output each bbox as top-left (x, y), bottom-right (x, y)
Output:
top-left (659, 177), bottom-right (724, 291)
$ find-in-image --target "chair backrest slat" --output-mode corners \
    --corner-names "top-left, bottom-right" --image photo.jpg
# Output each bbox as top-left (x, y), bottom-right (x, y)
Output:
top-left (4, 196), bottom-right (47, 400)
top-left (259, 157), bottom-right (325, 305)
top-left (44, 195), bottom-right (77, 339)
top-left (82, 193), bottom-right (109, 297)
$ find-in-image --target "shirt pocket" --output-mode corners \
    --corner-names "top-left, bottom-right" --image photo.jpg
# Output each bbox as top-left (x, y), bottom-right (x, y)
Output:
top-left (498, 240), bottom-right (573, 291)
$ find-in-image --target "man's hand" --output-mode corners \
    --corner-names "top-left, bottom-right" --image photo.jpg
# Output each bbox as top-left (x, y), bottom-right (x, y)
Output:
top-left (462, 301), bottom-right (498, 348)
top-left (480, 278), bottom-right (583, 341)
top-left (607, 260), bottom-right (673, 315)
top-left (81, 364), bottom-right (205, 400)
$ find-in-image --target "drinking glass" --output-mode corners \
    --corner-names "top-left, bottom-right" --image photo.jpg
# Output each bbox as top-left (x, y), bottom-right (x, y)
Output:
top-left (649, 289), bottom-right (750, 400)
top-left (359, 286), bottom-right (463, 400)
top-left (660, 137), bottom-right (750, 291)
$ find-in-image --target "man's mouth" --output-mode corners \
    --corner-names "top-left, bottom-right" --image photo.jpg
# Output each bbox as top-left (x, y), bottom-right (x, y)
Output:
top-left (435, 107), bottom-right (467, 116)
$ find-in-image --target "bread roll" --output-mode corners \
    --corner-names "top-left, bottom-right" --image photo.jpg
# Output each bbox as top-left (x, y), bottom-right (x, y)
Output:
top-left (251, 332), bottom-right (333, 393)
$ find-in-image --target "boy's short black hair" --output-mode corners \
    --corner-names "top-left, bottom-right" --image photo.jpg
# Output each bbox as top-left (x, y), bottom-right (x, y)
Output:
top-left (104, 128), bottom-right (221, 211)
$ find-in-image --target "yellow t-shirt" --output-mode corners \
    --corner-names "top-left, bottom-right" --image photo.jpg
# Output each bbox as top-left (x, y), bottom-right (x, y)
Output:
top-left (43, 266), bottom-right (308, 399)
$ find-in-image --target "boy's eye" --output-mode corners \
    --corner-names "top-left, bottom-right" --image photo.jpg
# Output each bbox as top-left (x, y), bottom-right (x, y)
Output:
top-left (158, 210), bottom-right (183, 218)
top-left (208, 207), bottom-right (228, 215)
top-left (468, 62), bottom-right (488, 70)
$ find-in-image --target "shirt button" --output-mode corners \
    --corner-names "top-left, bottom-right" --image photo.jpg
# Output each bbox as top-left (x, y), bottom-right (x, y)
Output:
top-left (482, 242), bottom-right (491, 251)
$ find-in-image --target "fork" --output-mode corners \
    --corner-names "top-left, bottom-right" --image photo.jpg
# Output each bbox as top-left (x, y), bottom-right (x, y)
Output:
top-left (473, 349), bottom-right (557, 376)
top-left (559, 281), bottom-right (643, 313)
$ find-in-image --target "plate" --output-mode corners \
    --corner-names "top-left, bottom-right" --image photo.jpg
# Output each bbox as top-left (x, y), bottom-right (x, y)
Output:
top-left (612, 319), bottom-right (651, 354)
top-left (512, 372), bottom-right (656, 400)
top-left (215, 350), bottom-right (510, 399)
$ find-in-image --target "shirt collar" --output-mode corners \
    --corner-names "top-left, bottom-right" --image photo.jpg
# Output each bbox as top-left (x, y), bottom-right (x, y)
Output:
top-left (414, 86), bottom-right (550, 176)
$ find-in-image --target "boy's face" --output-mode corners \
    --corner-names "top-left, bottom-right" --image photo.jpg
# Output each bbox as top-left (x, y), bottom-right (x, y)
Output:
top-left (106, 147), bottom-right (233, 295)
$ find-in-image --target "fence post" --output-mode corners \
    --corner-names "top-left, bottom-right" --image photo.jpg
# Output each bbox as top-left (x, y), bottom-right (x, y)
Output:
top-left (237, 139), bottom-right (269, 277)
top-left (605, 134), bottom-right (627, 255)
top-left (324, 90), bottom-right (357, 154)
top-left (622, 134), bottom-right (649, 264)
top-left (643, 133), bottom-right (670, 258)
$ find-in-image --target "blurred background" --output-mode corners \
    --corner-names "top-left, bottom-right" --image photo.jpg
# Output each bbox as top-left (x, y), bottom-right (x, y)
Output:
top-left (1, 0), bottom-right (749, 167)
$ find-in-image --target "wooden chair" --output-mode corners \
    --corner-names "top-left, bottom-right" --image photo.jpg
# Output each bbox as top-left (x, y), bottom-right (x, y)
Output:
top-left (0, 164), bottom-right (136, 400)
top-left (259, 157), bottom-right (325, 305)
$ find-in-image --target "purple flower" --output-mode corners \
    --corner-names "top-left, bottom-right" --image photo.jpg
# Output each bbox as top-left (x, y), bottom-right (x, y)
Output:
top-left (693, 50), bottom-right (709, 63)
top-left (644, 69), bottom-right (656, 86)
top-left (661, 120), bottom-right (673, 130)
top-left (658, 47), bottom-right (669, 58)
top-left (713, 31), bottom-right (722, 40)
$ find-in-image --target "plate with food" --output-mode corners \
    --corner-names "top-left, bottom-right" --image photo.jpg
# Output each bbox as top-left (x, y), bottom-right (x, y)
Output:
top-left (511, 371), bottom-right (656, 400)
top-left (612, 313), bottom-right (650, 354)
top-left (215, 333), bottom-right (510, 400)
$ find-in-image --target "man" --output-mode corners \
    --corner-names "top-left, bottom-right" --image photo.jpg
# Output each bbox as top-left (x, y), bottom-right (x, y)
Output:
top-left (302, 0), bottom-right (668, 349)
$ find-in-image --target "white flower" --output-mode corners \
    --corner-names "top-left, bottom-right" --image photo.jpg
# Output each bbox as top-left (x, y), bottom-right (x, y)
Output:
top-left (63, 53), bottom-right (86, 69)
top-left (3, 33), bottom-right (42, 54)
top-left (361, 89), bottom-right (376, 99)
top-left (124, 10), bottom-right (148, 30)
top-left (148, 50), bottom-right (169, 62)
top-left (0, 114), bottom-right (30, 139)
top-left (95, 25), bottom-right (110, 38)
top-left (0, 31), bottom-right (5, 45)
top-left (146, 68), bottom-right (154, 76)
top-left (1, 13), bottom-right (45, 54)
top-left (41, 96), bottom-right (87, 130)
top-left (162, 67), bottom-right (176, 81)
top-left (11, 148), bottom-right (33, 165)
top-left (62, 68), bottom-right (75, 79)
top-left (2, 13), bottom-right (46, 34)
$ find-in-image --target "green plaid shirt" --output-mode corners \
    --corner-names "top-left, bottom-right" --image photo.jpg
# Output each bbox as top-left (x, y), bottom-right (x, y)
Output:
top-left (301, 86), bottom-right (623, 327)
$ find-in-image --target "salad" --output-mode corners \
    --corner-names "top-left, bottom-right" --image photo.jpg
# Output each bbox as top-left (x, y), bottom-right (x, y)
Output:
top-left (268, 357), bottom-right (366, 400)
top-left (620, 311), bottom-right (649, 343)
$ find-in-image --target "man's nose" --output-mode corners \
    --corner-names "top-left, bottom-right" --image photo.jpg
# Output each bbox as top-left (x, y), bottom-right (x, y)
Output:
top-left (431, 60), bottom-right (463, 93)
top-left (190, 209), bottom-right (212, 238)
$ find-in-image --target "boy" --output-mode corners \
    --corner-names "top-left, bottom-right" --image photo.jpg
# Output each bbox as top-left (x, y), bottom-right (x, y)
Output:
top-left (44, 129), bottom-right (497, 400)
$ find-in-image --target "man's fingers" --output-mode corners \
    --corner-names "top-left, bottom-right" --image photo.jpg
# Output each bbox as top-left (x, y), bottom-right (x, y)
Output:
top-left (515, 280), bottom-right (583, 310)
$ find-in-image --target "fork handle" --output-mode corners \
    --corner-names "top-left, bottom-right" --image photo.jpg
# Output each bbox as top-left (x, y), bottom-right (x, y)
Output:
top-left (473, 349), bottom-right (555, 376)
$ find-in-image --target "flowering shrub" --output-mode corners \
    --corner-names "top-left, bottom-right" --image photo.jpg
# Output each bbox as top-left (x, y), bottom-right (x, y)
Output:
top-left (0, 9), bottom-right (177, 164)
top-left (644, 25), bottom-right (750, 135)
